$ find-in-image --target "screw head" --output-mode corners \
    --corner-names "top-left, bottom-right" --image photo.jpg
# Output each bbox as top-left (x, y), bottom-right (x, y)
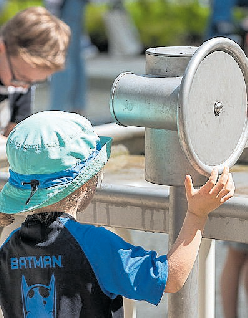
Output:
top-left (214, 101), bottom-right (224, 117)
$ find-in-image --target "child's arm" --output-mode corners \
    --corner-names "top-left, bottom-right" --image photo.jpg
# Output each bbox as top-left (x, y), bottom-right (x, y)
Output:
top-left (164, 167), bottom-right (234, 293)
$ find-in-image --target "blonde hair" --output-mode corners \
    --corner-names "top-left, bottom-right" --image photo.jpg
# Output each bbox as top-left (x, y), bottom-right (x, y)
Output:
top-left (0, 173), bottom-right (101, 227)
top-left (35, 174), bottom-right (99, 214)
top-left (0, 6), bottom-right (71, 71)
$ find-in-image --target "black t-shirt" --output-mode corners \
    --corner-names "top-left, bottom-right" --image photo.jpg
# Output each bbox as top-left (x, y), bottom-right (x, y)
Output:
top-left (0, 213), bottom-right (123, 318)
top-left (0, 82), bottom-right (32, 128)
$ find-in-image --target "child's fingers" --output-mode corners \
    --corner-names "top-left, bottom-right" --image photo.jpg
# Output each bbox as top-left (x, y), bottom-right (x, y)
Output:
top-left (203, 168), bottom-right (219, 193)
top-left (184, 174), bottom-right (194, 198)
top-left (210, 167), bottom-right (229, 196)
top-left (218, 173), bottom-right (235, 202)
top-left (220, 191), bottom-right (234, 203)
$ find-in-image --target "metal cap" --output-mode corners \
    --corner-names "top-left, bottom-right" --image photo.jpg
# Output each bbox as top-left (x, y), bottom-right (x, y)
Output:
top-left (178, 37), bottom-right (248, 176)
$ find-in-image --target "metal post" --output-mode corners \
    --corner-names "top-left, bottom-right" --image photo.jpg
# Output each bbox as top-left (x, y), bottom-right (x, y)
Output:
top-left (198, 239), bottom-right (215, 318)
top-left (109, 38), bottom-right (248, 317)
top-left (168, 186), bottom-right (198, 318)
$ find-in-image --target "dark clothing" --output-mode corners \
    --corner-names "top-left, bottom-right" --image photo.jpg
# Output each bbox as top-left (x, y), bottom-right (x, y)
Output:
top-left (0, 213), bottom-right (167, 317)
top-left (8, 88), bottom-right (32, 124)
top-left (0, 213), bottom-right (123, 317)
top-left (0, 82), bottom-right (32, 133)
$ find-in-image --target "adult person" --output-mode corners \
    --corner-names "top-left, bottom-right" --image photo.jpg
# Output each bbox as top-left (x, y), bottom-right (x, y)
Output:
top-left (0, 6), bottom-right (70, 143)
top-left (206, 0), bottom-right (236, 39)
top-left (0, 111), bottom-right (234, 317)
top-left (205, 0), bottom-right (248, 40)
top-left (221, 243), bottom-right (248, 318)
top-left (44, 0), bottom-right (87, 114)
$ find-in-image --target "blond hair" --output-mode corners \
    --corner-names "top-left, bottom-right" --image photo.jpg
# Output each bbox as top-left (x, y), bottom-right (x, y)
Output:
top-left (0, 6), bottom-right (71, 71)
top-left (35, 174), bottom-right (99, 214)
top-left (0, 174), bottom-right (99, 226)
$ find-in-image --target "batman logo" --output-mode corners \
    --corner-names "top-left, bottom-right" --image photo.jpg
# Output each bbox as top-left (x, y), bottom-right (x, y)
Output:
top-left (21, 274), bottom-right (56, 318)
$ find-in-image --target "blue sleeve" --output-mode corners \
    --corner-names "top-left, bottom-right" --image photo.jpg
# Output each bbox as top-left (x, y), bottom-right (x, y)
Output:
top-left (62, 218), bottom-right (168, 305)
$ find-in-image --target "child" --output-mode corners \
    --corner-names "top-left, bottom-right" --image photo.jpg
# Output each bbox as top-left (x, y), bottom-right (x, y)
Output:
top-left (0, 111), bottom-right (234, 317)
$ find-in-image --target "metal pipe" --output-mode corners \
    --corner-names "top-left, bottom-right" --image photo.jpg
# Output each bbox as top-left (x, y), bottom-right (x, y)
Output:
top-left (198, 239), bottom-right (215, 318)
top-left (110, 72), bottom-right (180, 130)
top-left (168, 186), bottom-right (198, 318)
top-left (93, 185), bottom-right (248, 222)
top-left (94, 184), bottom-right (170, 209)
top-left (81, 185), bottom-right (248, 244)
top-left (146, 46), bottom-right (197, 77)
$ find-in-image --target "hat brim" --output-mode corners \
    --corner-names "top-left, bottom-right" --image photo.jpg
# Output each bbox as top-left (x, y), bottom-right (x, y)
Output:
top-left (0, 136), bottom-right (112, 214)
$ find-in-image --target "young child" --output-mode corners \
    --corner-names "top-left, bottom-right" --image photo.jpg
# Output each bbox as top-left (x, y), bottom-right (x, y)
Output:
top-left (0, 111), bottom-right (234, 317)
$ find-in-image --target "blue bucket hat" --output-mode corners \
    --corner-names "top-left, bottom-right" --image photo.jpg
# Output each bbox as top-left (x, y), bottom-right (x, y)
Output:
top-left (0, 111), bottom-right (112, 214)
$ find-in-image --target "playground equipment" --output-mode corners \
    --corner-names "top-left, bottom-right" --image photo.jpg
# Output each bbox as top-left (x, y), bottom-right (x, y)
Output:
top-left (109, 37), bottom-right (248, 318)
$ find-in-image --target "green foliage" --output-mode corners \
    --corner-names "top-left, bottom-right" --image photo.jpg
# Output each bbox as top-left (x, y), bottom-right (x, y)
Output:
top-left (0, 0), bottom-right (43, 25)
top-left (126, 0), bottom-right (210, 47)
top-left (0, 0), bottom-right (210, 50)
top-left (85, 0), bottom-right (210, 51)
top-left (85, 3), bottom-right (109, 51)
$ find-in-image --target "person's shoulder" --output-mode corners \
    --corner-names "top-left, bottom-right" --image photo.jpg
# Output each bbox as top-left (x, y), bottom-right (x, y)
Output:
top-left (58, 215), bottom-right (95, 233)
top-left (0, 227), bottom-right (20, 250)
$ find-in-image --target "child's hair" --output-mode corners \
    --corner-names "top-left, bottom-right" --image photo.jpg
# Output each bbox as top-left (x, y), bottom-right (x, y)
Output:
top-left (34, 174), bottom-right (99, 214)
top-left (0, 213), bottom-right (14, 227)
top-left (0, 6), bottom-right (71, 71)
top-left (0, 174), bottom-right (99, 227)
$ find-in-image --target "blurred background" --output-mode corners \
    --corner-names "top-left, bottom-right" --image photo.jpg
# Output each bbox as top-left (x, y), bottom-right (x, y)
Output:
top-left (0, 0), bottom-right (247, 52)
top-left (0, 0), bottom-right (212, 50)
top-left (1, 1), bottom-right (248, 317)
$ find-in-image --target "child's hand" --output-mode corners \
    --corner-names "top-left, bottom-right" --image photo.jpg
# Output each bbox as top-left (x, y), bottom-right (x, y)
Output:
top-left (184, 167), bottom-right (235, 219)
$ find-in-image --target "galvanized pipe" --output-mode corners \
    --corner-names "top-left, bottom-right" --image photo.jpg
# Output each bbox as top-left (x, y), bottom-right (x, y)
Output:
top-left (94, 183), bottom-right (170, 209)
top-left (198, 239), bottom-right (215, 318)
top-left (168, 186), bottom-right (198, 318)
top-left (92, 185), bottom-right (248, 222)
top-left (80, 184), bottom-right (248, 245)
top-left (146, 46), bottom-right (197, 77)
top-left (110, 72), bottom-right (180, 130)
top-left (145, 128), bottom-right (207, 186)
top-left (110, 46), bottom-right (198, 131)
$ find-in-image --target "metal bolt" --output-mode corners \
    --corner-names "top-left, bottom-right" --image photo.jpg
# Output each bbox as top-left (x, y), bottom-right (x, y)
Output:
top-left (214, 101), bottom-right (224, 117)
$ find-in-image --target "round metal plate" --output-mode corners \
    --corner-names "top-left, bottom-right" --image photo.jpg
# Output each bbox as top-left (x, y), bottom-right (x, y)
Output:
top-left (178, 37), bottom-right (248, 176)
